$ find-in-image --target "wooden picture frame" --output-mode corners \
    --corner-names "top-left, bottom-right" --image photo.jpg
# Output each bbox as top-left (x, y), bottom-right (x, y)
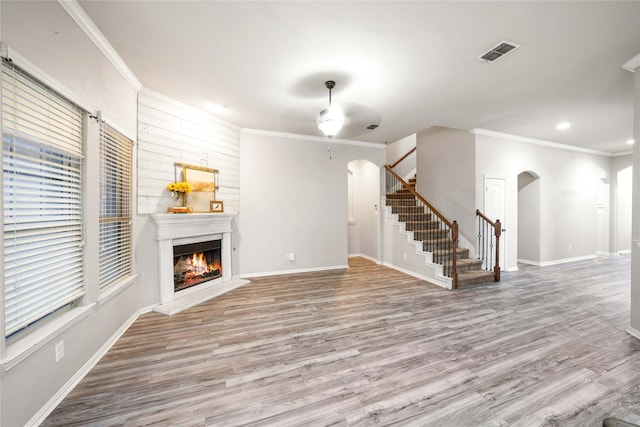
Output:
top-left (210, 200), bottom-right (224, 213)
top-left (174, 162), bottom-right (219, 212)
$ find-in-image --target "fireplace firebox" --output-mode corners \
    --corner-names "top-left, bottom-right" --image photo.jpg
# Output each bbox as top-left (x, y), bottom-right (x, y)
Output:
top-left (173, 240), bottom-right (222, 292)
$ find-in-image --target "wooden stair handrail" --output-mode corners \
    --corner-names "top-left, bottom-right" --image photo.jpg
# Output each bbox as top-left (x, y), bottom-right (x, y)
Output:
top-left (476, 209), bottom-right (501, 282)
top-left (475, 209), bottom-right (496, 227)
top-left (385, 165), bottom-right (454, 229)
top-left (389, 147), bottom-right (416, 169)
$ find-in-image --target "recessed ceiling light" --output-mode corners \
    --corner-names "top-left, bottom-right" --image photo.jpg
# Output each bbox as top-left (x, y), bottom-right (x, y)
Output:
top-left (627, 139), bottom-right (635, 145)
top-left (205, 102), bottom-right (228, 113)
top-left (556, 122), bottom-right (571, 130)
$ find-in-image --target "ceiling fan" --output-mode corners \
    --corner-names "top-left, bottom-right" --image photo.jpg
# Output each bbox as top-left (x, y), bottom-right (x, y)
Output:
top-left (316, 80), bottom-right (344, 139)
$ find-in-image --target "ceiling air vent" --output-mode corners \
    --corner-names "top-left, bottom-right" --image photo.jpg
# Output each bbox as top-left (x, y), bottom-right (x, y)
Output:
top-left (365, 124), bottom-right (379, 130)
top-left (478, 41), bottom-right (519, 63)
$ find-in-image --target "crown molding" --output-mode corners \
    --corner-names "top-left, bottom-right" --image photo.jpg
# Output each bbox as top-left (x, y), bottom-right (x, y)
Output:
top-left (139, 87), bottom-right (240, 131)
top-left (470, 128), bottom-right (613, 157)
top-left (240, 128), bottom-right (386, 149)
top-left (623, 52), bottom-right (640, 73)
top-left (613, 150), bottom-right (633, 157)
top-left (58, 0), bottom-right (142, 91)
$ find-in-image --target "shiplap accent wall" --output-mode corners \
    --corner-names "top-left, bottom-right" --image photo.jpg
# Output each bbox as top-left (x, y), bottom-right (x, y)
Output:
top-left (137, 88), bottom-right (240, 214)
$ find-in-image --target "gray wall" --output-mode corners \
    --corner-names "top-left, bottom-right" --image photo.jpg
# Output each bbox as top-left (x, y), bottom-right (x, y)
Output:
top-left (0, 2), bottom-right (138, 426)
top-left (385, 134), bottom-right (416, 179)
top-left (476, 134), bottom-right (611, 269)
top-left (416, 127), bottom-right (477, 244)
top-left (239, 132), bottom-right (384, 276)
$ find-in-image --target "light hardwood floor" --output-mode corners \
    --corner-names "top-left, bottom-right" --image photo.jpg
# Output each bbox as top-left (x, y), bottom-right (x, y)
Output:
top-left (43, 256), bottom-right (640, 426)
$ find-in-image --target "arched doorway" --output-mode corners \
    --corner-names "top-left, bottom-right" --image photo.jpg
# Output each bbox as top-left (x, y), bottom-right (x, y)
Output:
top-left (517, 171), bottom-right (541, 264)
top-left (347, 159), bottom-right (380, 262)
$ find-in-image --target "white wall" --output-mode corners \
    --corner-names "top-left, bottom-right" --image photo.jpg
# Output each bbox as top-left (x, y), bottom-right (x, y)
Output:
top-left (1, 2), bottom-right (138, 426)
top-left (348, 159), bottom-right (381, 260)
top-left (475, 134), bottom-right (611, 269)
top-left (239, 131), bottom-right (385, 276)
top-left (137, 88), bottom-right (240, 215)
top-left (416, 127), bottom-right (477, 244)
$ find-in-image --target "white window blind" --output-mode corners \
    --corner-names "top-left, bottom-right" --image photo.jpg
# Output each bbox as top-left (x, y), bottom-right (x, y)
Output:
top-left (99, 122), bottom-right (132, 290)
top-left (2, 60), bottom-right (85, 337)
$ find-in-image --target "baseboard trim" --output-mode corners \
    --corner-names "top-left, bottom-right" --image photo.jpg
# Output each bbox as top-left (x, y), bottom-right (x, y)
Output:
top-left (348, 253), bottom-right (380, 264)
top-left (381, 262), bottom-right (451, 290)
top-left (626, 326), bottom-right (640, 341)
top-left (538, 254), bottom-right (597, 267)
top-left (28, 309), bottom-right (142, 427)
top-left (240, 264), bottom-right (349, 279)
top-left (518, 255), bottom-right (599, 267)
top-left (517, 258), bottom-right (539, 266)
top-left (596, 251), bottom-right (615, 256)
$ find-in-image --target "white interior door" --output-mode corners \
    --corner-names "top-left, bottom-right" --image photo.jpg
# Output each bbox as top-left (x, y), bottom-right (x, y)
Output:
top-left (484, 177), bottom-right (506, 271)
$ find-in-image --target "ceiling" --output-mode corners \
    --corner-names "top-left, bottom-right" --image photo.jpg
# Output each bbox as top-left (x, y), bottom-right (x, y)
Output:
top-left (77, 1), bottom-right (640, 153)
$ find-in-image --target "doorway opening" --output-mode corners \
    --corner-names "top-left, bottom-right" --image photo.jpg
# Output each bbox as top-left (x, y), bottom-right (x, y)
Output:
top-left (347, 160), bottom-right (380, 262)
top-left (517, 171), bottom-right (540, 265)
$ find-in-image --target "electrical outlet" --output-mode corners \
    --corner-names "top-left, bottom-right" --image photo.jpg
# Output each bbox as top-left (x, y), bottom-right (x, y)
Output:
top-left (285, 253), bottom-right (290, 261)
top-left (289, 251), bottom-right (295, 261)
top-left (55, 341), bottom-right (64, 362)
top-left (568, 244), bottom-right (572, 250)
top-left (403, 253), bottom-right (407, 260)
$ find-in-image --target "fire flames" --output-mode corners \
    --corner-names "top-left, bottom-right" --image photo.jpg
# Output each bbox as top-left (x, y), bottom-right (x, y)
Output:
top-left (174, 252), bottom-right (221, 288)
top-left (189, 252), bottom-right (209, 276)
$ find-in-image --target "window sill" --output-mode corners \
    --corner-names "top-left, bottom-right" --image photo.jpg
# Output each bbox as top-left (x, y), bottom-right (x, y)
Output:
top-left (1, 303), bottom-right (96, 371)
top-left (98, 274), bottom-right (138, 306)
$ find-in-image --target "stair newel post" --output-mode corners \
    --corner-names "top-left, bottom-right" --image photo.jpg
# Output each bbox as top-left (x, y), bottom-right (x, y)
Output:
top-left (451, 220), bottom-right (459, 290)
top-left (494, 219), bottom-right (502, 282)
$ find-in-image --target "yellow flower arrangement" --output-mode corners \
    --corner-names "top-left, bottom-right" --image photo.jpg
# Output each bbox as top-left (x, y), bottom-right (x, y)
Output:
top-left (167, 181), bottom-right (192, 193)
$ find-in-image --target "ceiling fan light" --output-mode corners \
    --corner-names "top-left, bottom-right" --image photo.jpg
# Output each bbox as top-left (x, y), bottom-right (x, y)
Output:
top-left (317, 105), bottom-right (344, 138)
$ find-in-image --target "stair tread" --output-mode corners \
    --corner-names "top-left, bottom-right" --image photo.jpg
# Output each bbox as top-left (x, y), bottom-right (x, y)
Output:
top-left (457, 270), bottom-right (496, 287)
top-left (447, 258), bottom-right (482, 266)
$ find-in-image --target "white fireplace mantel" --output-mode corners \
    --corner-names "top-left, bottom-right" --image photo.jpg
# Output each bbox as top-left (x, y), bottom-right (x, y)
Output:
top-left (152, 212), bottom-right (235, 241)
top-left (151, 213), bottom-right (247, 315)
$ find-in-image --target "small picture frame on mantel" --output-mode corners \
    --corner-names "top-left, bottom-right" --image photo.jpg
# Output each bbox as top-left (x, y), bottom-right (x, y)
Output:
top-left (210, 200), bottom-right (224, 213)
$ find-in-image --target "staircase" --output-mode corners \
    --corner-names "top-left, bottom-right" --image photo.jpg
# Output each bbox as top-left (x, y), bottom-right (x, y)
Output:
top-left (386, 177), bottom-right (495, 288)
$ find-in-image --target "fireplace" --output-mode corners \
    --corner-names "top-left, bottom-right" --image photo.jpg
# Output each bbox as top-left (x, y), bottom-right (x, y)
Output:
top-left (173, 239), bottom-right (222, 291)
top-left (151, 213), bottom-right (236, 307)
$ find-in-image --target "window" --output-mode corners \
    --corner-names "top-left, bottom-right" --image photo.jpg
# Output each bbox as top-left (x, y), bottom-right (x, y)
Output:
top-left (98, 122), bottom-right (132, 290)
top-left (2, 60), bottom-right (85, 337)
